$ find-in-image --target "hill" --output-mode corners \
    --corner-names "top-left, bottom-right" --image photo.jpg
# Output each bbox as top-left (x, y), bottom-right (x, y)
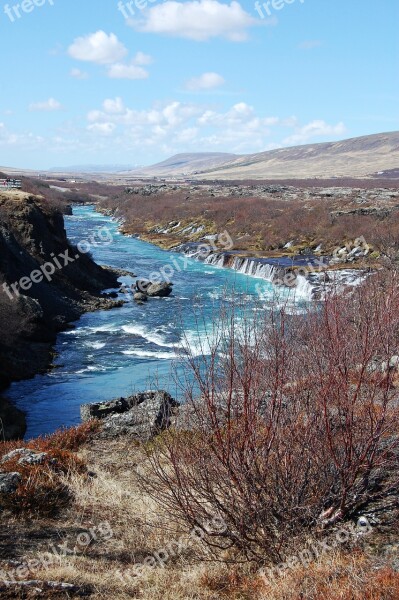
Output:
top-left (127, 152), bottom-right (238, 177)
top-left (129, 132), bottom-right (399, 180)
top-left (195, 131), bottom-right (399, 180)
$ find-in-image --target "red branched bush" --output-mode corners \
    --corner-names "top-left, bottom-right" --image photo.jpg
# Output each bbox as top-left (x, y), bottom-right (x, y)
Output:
top-left (141, 272), bottom-right (399, 564)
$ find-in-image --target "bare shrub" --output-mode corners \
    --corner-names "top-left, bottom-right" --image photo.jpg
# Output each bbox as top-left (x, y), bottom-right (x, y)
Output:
top-left (141, 273), bottom-right (399, 565)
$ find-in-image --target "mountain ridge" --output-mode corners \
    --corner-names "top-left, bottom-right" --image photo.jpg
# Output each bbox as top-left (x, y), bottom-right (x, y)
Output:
top-left (124, 132), bottom-right (399, 180)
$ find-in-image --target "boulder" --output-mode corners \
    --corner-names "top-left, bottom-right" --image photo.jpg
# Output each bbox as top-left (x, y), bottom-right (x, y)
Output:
top-left (1, 448), bottom-right (48, 466)
top-left (146, 282), bottom-right (173, 297)
top-left (134, 292), bottom-right (148, 303)
top-left (135, 280), bottom-right (173, 298)
top-left (0, 472), bottom-right (21, 494)
top-left (389, 355), bottom-right (399, 370)
top-left (80, 396), bottom-right (136, 422)
top-left (81, 391), bottom-right (179, 441)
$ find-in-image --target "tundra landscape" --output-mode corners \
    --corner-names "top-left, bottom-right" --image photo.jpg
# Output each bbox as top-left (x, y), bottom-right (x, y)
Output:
top-left (0, 1), bottom-right (399, 599)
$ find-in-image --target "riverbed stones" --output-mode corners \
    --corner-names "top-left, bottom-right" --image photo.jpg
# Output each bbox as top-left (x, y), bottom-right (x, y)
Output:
top-left (134, 292), bottom-right (148, 303)
top-left (135, 280), bottom-right (173, 298)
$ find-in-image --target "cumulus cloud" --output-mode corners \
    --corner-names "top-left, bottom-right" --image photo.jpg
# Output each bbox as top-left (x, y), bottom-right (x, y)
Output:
top-left (185, 72), bottom-right (226, 91)
top-left (87, 122), bottom-right (116, 135)
top-left (130, 0), bottom-right (261, 41)
top-left (82, 98), bottom-right (347, 158)
top-left (1, 96), bottom-right (347, 165)
top-left (106, 51), bottom-right (152, 79)
top-left (102, 97), bottom-right (125, 114)
top-left (283, 120), bottom-right (346, 145)
top-left (29, 98), bottom-right (63, 112)
top-left (107, 62), bottom-right (149, 79)
top-left (0, 122), bottom-right (44, 148)
top-left (134, 51), bottom-right (153, 65)
top-left (68, 31), bottom-right (127, 65)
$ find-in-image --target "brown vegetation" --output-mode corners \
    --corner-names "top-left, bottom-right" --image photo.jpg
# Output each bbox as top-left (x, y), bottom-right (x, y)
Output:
top-left (0, 423), bottom-right (99, 516)
top-left (93, 182), bottom-right (399, 256)
top-left (141, 273), bottom-right (399, 566)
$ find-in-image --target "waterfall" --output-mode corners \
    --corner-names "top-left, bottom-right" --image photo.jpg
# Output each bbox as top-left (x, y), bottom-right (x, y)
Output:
top-left (295, 274), bottom-right (317, 299)
top-left (204, 253), bottom-right (316, 300)
top-left (205, 254), bottom-right (282, 285)
top-left (204, 253), bottom-right (227, 268)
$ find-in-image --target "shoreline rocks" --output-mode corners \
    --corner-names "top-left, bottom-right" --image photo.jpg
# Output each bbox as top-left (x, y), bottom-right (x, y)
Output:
top-left (81, 391), bottom-right (180, 441)
top-left (135, 280), bottom-right (173, 299)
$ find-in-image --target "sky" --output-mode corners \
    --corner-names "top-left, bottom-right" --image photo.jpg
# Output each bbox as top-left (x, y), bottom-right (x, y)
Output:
top-left (0, 0), bottom-right (398, 170)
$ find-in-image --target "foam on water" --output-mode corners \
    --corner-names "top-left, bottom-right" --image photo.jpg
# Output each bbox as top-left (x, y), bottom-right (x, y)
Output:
top-left (121, 324), bottom-right (177, 348)
top-left (122, 349), bottom-right (178, 359)
top-left (7, 205), bottom-right (308, 438)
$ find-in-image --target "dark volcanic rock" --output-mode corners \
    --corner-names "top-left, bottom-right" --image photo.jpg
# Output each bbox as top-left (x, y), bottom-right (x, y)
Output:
top-left (0, 193), bottom-right (120, 391)
top-left (0, 397), bottom-right (26, 441)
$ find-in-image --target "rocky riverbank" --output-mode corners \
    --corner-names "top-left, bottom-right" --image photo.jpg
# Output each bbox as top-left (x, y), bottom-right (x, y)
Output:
top-left (96, 182), bottom-right (391, 299)
top-left (0, 191), bottom-right (122, 439)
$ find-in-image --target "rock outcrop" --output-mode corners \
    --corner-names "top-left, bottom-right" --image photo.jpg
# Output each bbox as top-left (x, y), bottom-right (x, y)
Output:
top-left (1, 448), bottom-right (48, 466)
top-left (0, 472), bottom-right (21, 494)
top-left (135, 280), bottom-right (173, 298)
top-left (81, 391), bottom-right (179, 441)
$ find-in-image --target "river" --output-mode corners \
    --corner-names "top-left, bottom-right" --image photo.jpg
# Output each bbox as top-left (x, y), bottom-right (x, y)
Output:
top-left (8, 205), bottom-right (301, 438)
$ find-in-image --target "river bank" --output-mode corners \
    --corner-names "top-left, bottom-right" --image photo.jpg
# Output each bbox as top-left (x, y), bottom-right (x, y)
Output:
top-left (6, 205), bottom-right (299, 438)
top-left (94, 181), bottom-right (386, 300)
top-left (0, 193), bottom-right (122, 439)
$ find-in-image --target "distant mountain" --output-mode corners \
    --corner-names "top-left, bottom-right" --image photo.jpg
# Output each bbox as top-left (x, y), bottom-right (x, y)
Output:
top-left (127, 153), bottom-right (238, 177)
top-left (194, 132), bottom-right (399, 180)
top-left (49, 164), bottom-right (135, 174)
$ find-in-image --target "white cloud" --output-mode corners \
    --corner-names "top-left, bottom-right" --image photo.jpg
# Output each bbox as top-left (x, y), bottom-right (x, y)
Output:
top-left (130, 0), bottom-right (261, 41)
top-left (87, 122), bottom-right (116, 135)
top-left (70, 68), bottom-right (89, 80)
top-left (283, 120), bottom-right (346, 145)
top-left (134, 51), bottom-right (153, 65)
top-left (83, 98), bottom-right (347, 157)
top-left (68, 31), bottom-right (127, 65)
top-left (0, 97), bottom-right (347, 165)
top-left (103, 97), bottom-right (125, 114)
top-left (29, 98), bottom-right (63, 112)
top-left (186, 72), bottom-right (226, 91)
top-left (0, 122), bottom-right (44, 148)
top-left (107, 61), bottom-right (149, 80)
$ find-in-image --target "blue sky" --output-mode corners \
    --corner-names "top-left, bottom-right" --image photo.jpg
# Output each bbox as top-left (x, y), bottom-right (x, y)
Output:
top-left (0, 0), bottom-right (398, 169)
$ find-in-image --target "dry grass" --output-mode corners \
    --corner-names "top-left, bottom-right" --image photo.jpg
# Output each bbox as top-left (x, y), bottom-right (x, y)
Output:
top-left (1, 432), bottom-right (398, 599)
